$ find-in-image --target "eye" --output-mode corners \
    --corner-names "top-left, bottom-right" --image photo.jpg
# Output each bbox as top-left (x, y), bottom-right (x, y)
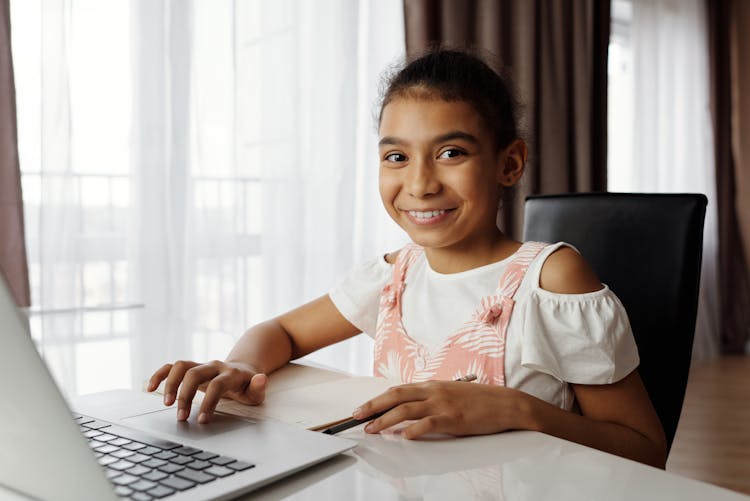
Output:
top-left (438, 148), bottom-right (465, 160)
top-left (384, 152), bottom-right (407, 163)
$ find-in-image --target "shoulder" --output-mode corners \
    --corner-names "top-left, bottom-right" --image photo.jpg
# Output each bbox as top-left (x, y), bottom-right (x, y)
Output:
top-left (538, 246), bottom-right (603, 294)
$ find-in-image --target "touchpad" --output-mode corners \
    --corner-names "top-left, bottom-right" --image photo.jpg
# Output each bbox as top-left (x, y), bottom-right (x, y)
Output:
top-left (122, 408), bottom-right (253, 441)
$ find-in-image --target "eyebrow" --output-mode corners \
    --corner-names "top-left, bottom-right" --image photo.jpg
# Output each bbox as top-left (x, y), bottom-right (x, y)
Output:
top-left (378, 130), bottom-right (480, 147)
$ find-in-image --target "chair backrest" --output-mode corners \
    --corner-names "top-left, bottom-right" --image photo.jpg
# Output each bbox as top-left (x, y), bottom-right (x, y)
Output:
top-left (522, 193), bottom-right (707, 452)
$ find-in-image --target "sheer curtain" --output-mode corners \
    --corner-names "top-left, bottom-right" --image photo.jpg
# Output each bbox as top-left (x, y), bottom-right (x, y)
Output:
top-left (608, 0), bottom-right (719, 362)
top-left (12, 0), bottom-right (406, 398)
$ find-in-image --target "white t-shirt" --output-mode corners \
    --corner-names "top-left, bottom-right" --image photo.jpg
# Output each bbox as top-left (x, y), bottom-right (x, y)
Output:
top-left (329, 242), bottom-right (640, 410)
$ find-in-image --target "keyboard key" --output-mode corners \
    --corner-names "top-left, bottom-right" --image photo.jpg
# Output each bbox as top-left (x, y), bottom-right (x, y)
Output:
top-left (111, 449), bottom-right (135, 459)
top-left (113, 485), bottom-right (133, 497)
top-left (146, 485), bottom-right (175, 498)
top-left (109, 437), bottom-right (131, 447)
top-left (159, 475), bottom-right (195, 491)
top-left (96, 433), bottom-right (118, 442)
top-left (227, 460), bottom-right (255, 471)
top-left (142, 470), bottom-right (168, 482)
top-left (209, 456), bottom-right (235, 466)
top-left (103, 425), bottom-right (181, 450)
top-left (110, 460), bottom-right (136, 471)
top-left (123, 442), bottom-right (147, 452)
top-left (171, 455), bottom-right (193, 465)
top-left (125, 465), bottom-right (151, 476)
top-left (204, 465), bottom-right (235, 478)
top-left (88, 440), bottom-right (105, 449)
top-left (186, 460), bottom-right (211, 470)
top-left (105, 468), bottom-right (123, 480)
top-left (127, 453), bottom-right (151, 464)
top-left (172, 446), bottom-right (201, 456)
top-left (153, 451), bottom-right (177, 461)
top-left (192, 451), bottom-right (218, 461)
top-left (129, 479), bottom-right (158, 492)
top-left (175, 468), bottom-right (216, 484)
top-left (83, 419), bottom-right (112, 430)
top-left (142, 458), bottom-right (167, 469)
top-left (97, 455), bottom-right (120, 467)
top-left (83, 429), bottom-right (103, 439)
top-left (157, 463), bottom-right (184, 474)
top-left (139, 446), bottom-right (162, 456)
top-left (94, 444), bottom-right (120, 455)
top-left (130, 493), bottom-right (153, 501)
top-left (111, 473), bottom-right (139, 486)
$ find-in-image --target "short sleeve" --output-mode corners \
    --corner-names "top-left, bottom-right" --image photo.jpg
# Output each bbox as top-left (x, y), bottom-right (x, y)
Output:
top-left (328, 255), bottom-right (392, 337)
top-left (520, 286), bottom-right (640, 384)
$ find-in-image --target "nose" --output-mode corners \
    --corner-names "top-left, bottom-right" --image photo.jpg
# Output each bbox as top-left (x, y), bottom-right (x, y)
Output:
top-left (406, 156), bottom-right (441, 198)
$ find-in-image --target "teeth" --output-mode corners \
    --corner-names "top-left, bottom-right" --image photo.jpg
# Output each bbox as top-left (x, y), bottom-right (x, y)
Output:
top-left (408, 209), bottom-right (447, 219)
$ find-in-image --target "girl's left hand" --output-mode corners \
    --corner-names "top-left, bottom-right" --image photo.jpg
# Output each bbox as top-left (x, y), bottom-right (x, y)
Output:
top-left (353, 381), bottom-right (531, 439)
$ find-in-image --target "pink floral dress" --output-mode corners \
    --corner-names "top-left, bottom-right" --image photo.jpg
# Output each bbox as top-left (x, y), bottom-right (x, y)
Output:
top-left (373, 241), bottom-right (548, 385)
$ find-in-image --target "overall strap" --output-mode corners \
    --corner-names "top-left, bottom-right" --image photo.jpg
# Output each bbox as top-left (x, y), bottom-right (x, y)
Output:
top-left (380, 243), bottom-right (423, 310)
top-left (495, 241), bottom-right (549, 299)
top-left (389, 243), bottom-right (423, 286)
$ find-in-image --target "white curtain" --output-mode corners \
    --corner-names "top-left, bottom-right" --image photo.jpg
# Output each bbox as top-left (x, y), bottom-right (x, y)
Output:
top-left (12, 0), bottom-right (406, 398)
top-left (611, 0), bottom-right (720, 362)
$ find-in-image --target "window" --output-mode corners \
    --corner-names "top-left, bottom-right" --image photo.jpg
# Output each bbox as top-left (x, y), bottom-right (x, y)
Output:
top-left (12, 0), bottom-right (405, 397)
top-left (607, 0), bottom-right (634, 192)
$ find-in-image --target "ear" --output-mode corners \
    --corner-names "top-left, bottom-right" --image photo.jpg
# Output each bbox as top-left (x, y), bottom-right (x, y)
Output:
top-left (496, 139), bottom-right (527, 188)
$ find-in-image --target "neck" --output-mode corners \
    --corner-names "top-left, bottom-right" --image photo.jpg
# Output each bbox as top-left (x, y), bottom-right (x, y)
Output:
top-left (422, 231), bottom-right (520, 274)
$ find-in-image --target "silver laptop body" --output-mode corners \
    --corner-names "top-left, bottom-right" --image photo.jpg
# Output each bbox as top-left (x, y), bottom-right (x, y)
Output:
top-left (0, 276), bottom-right (355, 501)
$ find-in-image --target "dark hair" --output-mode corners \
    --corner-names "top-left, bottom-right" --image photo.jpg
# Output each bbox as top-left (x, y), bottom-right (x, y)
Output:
top-left (378, 48), bottom-right (523, 151)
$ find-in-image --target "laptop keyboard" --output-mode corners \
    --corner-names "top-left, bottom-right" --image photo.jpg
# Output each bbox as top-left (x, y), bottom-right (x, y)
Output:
top-left (75, 414), bottom-right (255, 500)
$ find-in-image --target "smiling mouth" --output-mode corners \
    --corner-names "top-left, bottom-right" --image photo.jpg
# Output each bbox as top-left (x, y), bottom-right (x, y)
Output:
top-left (408, 209), bottom-right (450, 219)
top-left (403, 208), bottom-right (456, 224)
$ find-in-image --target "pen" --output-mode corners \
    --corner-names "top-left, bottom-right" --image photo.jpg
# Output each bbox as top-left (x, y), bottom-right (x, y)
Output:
top-left (321, 373), bottom-right (477, 435)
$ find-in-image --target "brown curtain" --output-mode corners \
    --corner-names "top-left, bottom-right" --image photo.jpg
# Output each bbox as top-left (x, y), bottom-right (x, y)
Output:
top-left (403, 0), bottom-right (610, 239)
top-left (0, 0), bottom-right (30, 307)
top-left (708, 0), bottom-right (750, 353)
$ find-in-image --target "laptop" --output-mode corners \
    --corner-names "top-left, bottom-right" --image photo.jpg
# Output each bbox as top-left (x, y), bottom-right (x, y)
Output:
top-left (0, 276), bottom-right (356, 501)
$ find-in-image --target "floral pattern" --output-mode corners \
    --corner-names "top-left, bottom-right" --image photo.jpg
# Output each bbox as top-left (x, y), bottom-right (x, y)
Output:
top-left (373, 242), bottom-right (548, 386)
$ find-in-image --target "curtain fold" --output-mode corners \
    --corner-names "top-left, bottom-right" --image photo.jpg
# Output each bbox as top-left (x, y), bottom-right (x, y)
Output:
top-left (624, 0), bottom-right (719, 362)
top-left (708, 0), bottom-right (750, 353)
top-left (402, 0), bottom-right (610, 239)
top-left (0, 0), bottom-right (29, 307)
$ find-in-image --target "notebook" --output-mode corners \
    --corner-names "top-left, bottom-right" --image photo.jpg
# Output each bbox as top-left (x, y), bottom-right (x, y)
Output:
top-left (0, 275), bottom-right (356, 501)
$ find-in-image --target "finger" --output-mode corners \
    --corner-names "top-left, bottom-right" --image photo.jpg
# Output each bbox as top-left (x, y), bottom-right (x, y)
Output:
top-left (364, 401), bottom-right (428, 434)
top-left (401, 415), bottom-right (450, 440)
top-left (163, 360), bottom-right (199, 406)
top-left (198, 370), bottom-right (265, 423)
top-left (353, 383), bottom-right (427, 419)
top-left (197, 372), bottom-right (238, 423)
top-left (243, 373), bottom-right (268, 405)
top-left (176, 363), bottom-right (221, 421)
top-left (147, 364), bottom-right (173, 393)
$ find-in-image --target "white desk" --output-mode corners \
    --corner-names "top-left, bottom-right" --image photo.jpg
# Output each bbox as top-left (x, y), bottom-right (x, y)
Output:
top-left (243, 426), bottom-right (748, 501)
top-left (0, 419), bottom-right (747, 500)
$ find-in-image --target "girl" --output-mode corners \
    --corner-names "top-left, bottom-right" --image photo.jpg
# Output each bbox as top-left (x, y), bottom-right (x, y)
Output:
top-left (148, 49), bottom-right (668, 468)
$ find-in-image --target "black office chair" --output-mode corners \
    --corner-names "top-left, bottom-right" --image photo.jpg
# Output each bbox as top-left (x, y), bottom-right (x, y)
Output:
top-left (522, 193), bottom-right (707, 453)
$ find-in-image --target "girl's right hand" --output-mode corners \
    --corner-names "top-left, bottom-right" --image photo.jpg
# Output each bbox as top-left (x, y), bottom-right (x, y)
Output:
top-left (146, 360), bottom-right (268, 424)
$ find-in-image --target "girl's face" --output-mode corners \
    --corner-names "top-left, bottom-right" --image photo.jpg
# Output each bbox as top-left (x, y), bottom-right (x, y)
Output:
top-left (378, 97), bottom-right (521, 253)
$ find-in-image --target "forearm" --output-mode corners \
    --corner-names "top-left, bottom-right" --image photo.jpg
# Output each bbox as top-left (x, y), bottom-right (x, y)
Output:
top-left (225, 295), bottom-right (360, 375)
top-left (517, 393), bottom-right (667, 469)
top-left (225, 320), bottom-right (293, 375)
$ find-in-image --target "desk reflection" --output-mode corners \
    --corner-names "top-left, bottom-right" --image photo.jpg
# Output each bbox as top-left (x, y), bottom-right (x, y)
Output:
top-left (242, 427), bottom-right (745, 501)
